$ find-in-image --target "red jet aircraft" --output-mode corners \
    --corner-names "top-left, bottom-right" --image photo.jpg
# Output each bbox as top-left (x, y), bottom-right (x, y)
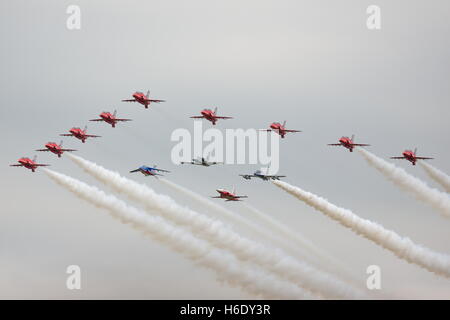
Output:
top-left (122, 90), bottom-right (165, 109)
top-left (10, 156), bottom-right (49, 172)
top-left (211, 188), bottom-right (248, 201)
top-left (190, 107), bottom-right (233, 125)
top-left (36, 141), bottom-right (77, 158)
top-left (262, 121), bottom-right (301, 138)
top-left (90, 110), bottom-right (132, 128)
top-left (60, 126), bottom-right (101, 143)
top-left (390, 148), bottom-right (434, 165)
top-left (328, 135), bottom-right (370, 152)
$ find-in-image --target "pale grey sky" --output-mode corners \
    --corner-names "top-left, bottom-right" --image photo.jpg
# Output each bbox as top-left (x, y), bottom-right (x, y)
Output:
top-left (1, 0), bottom-right (449, 299)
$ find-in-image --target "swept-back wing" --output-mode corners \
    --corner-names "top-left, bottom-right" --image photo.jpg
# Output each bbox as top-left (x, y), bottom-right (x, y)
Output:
top-left (267, 175), bottom-right (286, 180)
top-left (284, 129), bottom-right (302, 133)
top-left (215, 116), bottom-right (233, 119)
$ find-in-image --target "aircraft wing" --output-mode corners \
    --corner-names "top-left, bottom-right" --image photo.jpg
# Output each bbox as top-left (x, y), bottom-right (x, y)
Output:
top-left (85, 135), bottom-right (101, 138)
top-left (235, 195), bottom-right (248, 198)
top-left (190, 116), bottom-right (205, 119)
top-left (390, 157), bottom-right (405, 159)
top-left (327, 143), bottom-right (341, 146)
top-left (284, 129), bottom-right (302, 133)
top-left (121, 99), bottom-right (136, 102)
top-left (61, 149), bottom-right (77, 152)
top-left (154, 168), bottom-right (170, 173)
top-left (60, 134), bottom-right (73, 136)
top-left (36, 149), bottom-right (50, 152)
top-left (267, 175), bottom-right (286, 180)
top-left (239, 174), bottom-right (254, 180)
top-left (148, 99), bottom-right (165, 103)
top-left (35, 164), bottom-right (50, 167)
top-left (416, 157), bottom-right (434, 160)
top-left (129, 169), bottom-right (141, 173)
top-left (89, 119), bottom-right (104, 122)
top-left (215, 116), bottom-right (233, 119)
top-left (9, 164), bottom-right (23, 167)
top-left (115, 119), bottom-right (132, 122)
top-left (353, 143), bottom-right (370, 146)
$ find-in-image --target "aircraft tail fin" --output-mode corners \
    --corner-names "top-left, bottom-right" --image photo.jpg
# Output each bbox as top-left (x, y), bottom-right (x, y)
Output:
top-left (214, 107), bottom-right (218, 114)
top-left (414, 147), bottom-right (418, 155)
top-left (113, 110), bottom-right (117, 117)
top-left (33, 155), bottom-right (37, 162)
top-left (59, 140), bottom-right (63, 147)
top-left (282, 120), bottom-right (286, 127)
top-left (146, 90), bottom-right (150, 98)
top-left (84, 125), bottom-right (88, 132)
top-left (351, 134), bottom-right (355, 142)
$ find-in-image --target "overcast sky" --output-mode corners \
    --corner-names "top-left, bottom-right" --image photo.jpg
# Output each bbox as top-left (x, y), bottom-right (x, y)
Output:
top-left (1, 0), bottom-right (449, 299)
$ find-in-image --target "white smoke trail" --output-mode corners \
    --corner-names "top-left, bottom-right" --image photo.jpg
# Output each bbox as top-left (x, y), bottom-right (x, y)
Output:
top-left (273, 179), bottom-right (450, 278)
top-left (419, 162), bottom-right (450, 193)
top-left (241, 202), bottom-right (358, 282)
top-left (44, 169), bottom-right (314, 299)
top-left (67, 154), bottom-right (365, 299)
top-left (160, 179), bottom-right (365, 292)
top-left (159, 178), bottom-right (310, 261)
top-left (357, 148), bottom-right (450, 218)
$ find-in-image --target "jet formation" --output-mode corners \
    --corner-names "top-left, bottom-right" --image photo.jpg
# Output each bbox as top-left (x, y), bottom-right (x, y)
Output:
top-left (11, 89), bottom-right (436, 202)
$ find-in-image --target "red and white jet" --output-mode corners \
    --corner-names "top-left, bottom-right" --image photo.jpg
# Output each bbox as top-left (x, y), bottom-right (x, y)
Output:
top-left (190, 107), bottom-right (233, 125)
top-left (122, 90), bottom-right (165, 109)
top-left (211, 187), bottom-right (248, 201)
top-left (89, 110), bottom-right (132, 128)
top-left (262, 121), bottom-right (301, 138)
top-left (60, 126), bottom-right (101, 143)
top-left (328, 135), bottom-right (370, 152)
top-left (390, 148), bottom-right (434, 166)
top-left (36, 141), bottom-right (76, 158)
top-left (10, 156), bottom-right (49, 172)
